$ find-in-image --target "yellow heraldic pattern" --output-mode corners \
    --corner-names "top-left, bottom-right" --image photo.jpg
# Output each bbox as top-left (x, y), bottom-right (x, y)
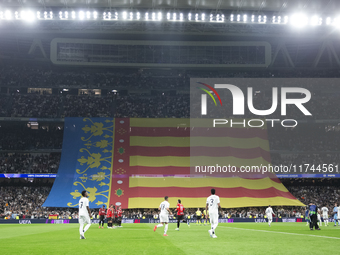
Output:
top-left (67, 118), bottom-right (114, 208)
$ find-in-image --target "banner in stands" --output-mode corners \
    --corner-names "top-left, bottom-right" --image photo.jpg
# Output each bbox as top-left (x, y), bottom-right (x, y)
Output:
top-left (43, 118), bottom-right (304, 209)
top-left (43, 118), bottom-right (114, 208)
top-left (0, 218), bottom-right (308, 224)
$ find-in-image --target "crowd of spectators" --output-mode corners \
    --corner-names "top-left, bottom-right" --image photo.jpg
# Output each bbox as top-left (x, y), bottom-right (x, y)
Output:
top-left (0, 126), bottom-right (63, 150)
top-left (0, 153), bottom-right (60, 173)
top-left (1, 181), bottom-right (339, 220)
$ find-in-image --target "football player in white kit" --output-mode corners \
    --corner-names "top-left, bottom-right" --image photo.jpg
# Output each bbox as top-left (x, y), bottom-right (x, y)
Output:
top-left (265, 205), bottom-right (275, 227)
top-left (78, 190), bottom-right (92, 239)
top-left (206, 189), bottom-right (220, 238)
top-left (321, 205), bottom-right (329, 226)
top-left (317, 209), bottom-right (322, 227)
top-left (153, 196), bottom-right (173, 236)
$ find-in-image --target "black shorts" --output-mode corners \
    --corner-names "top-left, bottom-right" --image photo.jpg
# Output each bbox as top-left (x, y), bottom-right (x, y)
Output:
top-left (196, 216), bottom-right (201, 220)
top-left (112, 217), bottom-right (116, 223)
top-left (99, 215), bottom-right (105, 221)
top-left (177, 215), bottom-right (184, 221)
top-left (107, 217), bottom-right (112, 221)
top-left (117, 217), bottom-right (122, 222)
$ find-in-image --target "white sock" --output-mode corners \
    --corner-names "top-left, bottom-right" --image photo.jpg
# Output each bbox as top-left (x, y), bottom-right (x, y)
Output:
top-left (157, 224), bottom-right (163, 228)
top-left (79, 224), bottom-right (84, 235)
top-left (84, 223), bottom-right (91, 233)
top-left (164, 224), bottom-right (168, 234)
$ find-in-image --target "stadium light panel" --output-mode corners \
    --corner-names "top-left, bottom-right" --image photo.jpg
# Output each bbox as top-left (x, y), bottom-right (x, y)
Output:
top-left (167, 13), bottom-right (170, 20)
top-left (93, 11), bottom-right (98, 20)
top-left (221, 14), bottom-right (225, 22)
top-left (158, 12), bottom-right (162, 21)
top-left (145, 12), bottom-right (149, 21)
top-left (122, 11), bottom-right (127, 20)
top-left (79, 11), bottom-right (85, 20)
top-left (237, 14), bottom-right (240, 22)
top-left (37, 11), bottom-right (41, 19)
top-left (230, 14), bottom-right (234, 22)
top-left (201, 13), bottom-right (205, 21)
top-left (210, 14), bottom-right (213, 22)
top-left (188, 13), bottom-right (191, 21)
top-left (136, 12), bottom-right (140, 20)
top-left (284, 15), bottom-right (288, 24)
top-left (195, 13), bottom-right (198, 21)
top-left (180, 13), bottom-right (183, 21)
top-left (72, 11), bottom-right (76, 19)
top-left (114, 12), bottom-right (118, 20)
top-left (326, 17), bottom-right (331, 25)
top-left (173, 13), bottom-right (176, 21)
top-left (152, 12), bottom-right (155, 21)
top-left (290, 13), bottom-right (308, 27)
top-left (86, 11), bottom-right (91, 19)
top-left (129, 12), bottom-right (133, 20)
top-left (251, 15), bottom-right (255, 22)
top-left (243, 14), bottom-right (247, 22)
top-left (310, 15), bottom-right (321, 26)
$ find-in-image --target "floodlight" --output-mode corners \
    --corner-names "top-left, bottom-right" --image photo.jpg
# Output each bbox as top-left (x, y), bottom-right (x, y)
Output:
top-left (290, 13), bottom-right (308, 27)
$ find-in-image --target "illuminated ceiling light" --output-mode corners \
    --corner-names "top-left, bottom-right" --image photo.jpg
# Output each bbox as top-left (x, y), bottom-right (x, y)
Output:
top-left (333, 17), bottom-right (340, 27)
top-left (122, 11), bottom-right (127, 20)
top-left (221, 14), bottom-right (224, 22)
top-left (284, 15), bottom-right (288, 24)
top-left (310, 15), bottom-right (319, 26)
top-left (326, 17), bottom-right (331, 25)
top-left (210, 14), bottom-right (213, 22)
top-left (180, 13), bottom-right (183, 21)
top-left (188, 13), bottom-right (191, 21)
top-left (263, 15), bottom-right (267, 23)
top-left (173, 13), bottom-right (176, 20)
top-left (230, 14), bottom-right (234, 22)
top-left (114, 12), bottom-right (118, 20)
top-left (237, 14), bottom-right (240, 22)
top-left (37, 11), bottom-right (41, 19)
top-left (15, 11), bottom-right (19, 19)
top-left (158, 12), bottom-right (162, 20)
top-left (72, 11), bottom-right (76, 19)
top-left (251, 15), bottom-right (255, 22)
top-left (195, 13), bottom-right (198, 21)
top-left (86, 11), bottom-right (91, 19)
top-left (152, 12), bottom-right (155, 21)
top-left (278, 16), bottom-right (281, 24)
top-left (136, 12), bottom-right (140, 20)
top-left (243, 14), bottom-right (247, 22)
top-left (201, 13), bottom-right (205, 21)
top-left (290, 13), bottom-right (308, 27)
top-left (258, 15), bottom-right (262, 22)
top-left (93, 11), bottom-right (97, 19)
top-left (0, 11), bottom-right (3, 20)
top-left (129, 12), bottom-right (133, 20)
top-left (5, 10), bottom-right (12, 20)
top-left (145, 12), bottom-right (149, 21)
top-left (167, 12), bottom-right (170, 20)
top-left (79, 11), bottom-right (85, 20)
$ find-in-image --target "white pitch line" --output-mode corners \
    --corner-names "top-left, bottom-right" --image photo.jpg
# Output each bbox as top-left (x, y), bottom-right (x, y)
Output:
top-left (220, 226), bottom-right (340, 240)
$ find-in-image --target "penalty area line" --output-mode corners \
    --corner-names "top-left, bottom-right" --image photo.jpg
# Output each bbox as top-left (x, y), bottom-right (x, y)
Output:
top-left (220, 226), bottom-right (340, 240)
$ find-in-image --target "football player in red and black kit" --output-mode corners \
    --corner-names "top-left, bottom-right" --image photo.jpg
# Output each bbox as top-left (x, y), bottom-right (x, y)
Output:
top-left (98, 205), bottom-right (106, 229)
top-left (112, 205), bottom-right (117, 228)
top-left (107, 205), bottom-right (113, 228)
top-left (175, 199), bottom-right (189, 230)
top-left (116, 206), bottom-right (123, 227)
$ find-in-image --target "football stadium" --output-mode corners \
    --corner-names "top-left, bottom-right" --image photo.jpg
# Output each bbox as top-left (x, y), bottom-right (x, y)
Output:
top-left (1, 0), bottom-right (340, 254)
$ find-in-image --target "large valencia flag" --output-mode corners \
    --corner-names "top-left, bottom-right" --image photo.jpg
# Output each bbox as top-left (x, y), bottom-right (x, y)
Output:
top-left (109, 118), bottom-right (304, 208)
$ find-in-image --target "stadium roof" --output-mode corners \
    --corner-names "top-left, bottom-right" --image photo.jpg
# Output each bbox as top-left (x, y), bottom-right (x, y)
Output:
top-left (1, 0), bottom-right (339, 13)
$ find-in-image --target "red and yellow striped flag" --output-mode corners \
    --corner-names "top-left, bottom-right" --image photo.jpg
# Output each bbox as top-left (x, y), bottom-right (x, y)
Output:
top-left (109, 118), bottom-right (304, 208)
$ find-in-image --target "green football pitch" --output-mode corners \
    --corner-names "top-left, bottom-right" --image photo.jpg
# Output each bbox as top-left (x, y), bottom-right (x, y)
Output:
top-left (1, 222), bottom-right (339, 255)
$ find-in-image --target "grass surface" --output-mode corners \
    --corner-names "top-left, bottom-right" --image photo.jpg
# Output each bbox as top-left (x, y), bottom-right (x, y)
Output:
top-left (1, 222), bottom-right (339, 255)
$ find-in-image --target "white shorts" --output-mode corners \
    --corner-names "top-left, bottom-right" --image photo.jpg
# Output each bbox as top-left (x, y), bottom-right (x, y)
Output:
top-left (317, 215), bottom-right (321, 221)
top-left (209, 212), bottom-right (219, 226)
top-left (79, 215), bottom-right (91, 225)
top-left (267, 215), bottom-right (273, 221)
top-left (323, 214), bottom-right (328, 219)
top-left (160, 214), bottom-right (169, 223)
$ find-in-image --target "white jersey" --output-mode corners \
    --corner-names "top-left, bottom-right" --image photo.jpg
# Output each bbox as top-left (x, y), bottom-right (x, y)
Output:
top-left (206, 195), bottom-right (220, 214)
top-left (265, 207), bottom-right (274, 217)
top-left (79, 197), bottom-right (89, 216)
top-left (159, 201), bottom-right (170, 215)
top-left (321, 207), bottom-right (328, 216)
